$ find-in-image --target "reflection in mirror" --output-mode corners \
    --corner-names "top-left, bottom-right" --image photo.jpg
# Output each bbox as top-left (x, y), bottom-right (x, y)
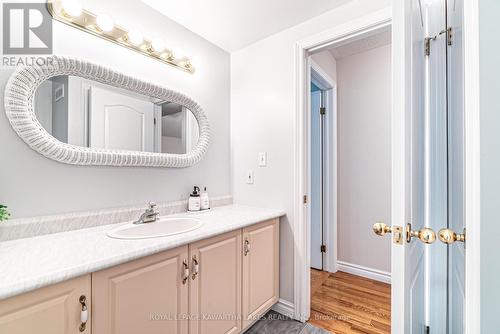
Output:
top-left (33, 75), bottom-right (199, 154)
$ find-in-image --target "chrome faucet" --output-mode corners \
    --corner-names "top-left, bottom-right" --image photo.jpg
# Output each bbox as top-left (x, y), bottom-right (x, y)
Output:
top-left (133, 202), bottom-right (160, 225)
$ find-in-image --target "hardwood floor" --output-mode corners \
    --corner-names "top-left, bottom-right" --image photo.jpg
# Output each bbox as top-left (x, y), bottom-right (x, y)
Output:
top-left (309, 270), bottom-right (391, 334)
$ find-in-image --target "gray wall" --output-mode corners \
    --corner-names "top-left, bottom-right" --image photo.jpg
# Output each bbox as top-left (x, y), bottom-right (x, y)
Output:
top-left (336, 44), bottom-right (392, 273)
top-left (0, 0), bottom-right (231, 218)
top-left (479, 0), bottom-right (500, 331)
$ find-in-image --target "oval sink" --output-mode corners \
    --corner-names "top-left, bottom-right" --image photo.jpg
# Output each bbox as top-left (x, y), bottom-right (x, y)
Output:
top-left (107, 217), bottom-right (203, 240)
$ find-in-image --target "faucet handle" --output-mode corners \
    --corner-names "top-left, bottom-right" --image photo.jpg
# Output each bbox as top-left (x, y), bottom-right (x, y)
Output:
top-left (148, 202), bottom-right (157, 209)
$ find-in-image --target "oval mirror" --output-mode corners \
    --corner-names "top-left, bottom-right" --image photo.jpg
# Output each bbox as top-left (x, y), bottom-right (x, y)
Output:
top-left (5, 56), bottom-right (210, 167)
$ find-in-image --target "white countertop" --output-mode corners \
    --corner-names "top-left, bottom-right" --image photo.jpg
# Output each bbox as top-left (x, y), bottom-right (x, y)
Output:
top-left (0, 205), bottom-right (285, 300)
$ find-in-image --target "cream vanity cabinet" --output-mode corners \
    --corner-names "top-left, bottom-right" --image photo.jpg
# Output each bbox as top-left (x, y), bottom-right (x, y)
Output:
top-left (0, 275), bottom-right (92, 334)
top-left (189, 229), bottom-right (242, 334)
top-left (0, 218), bottom-right (279, 334)
top-left (92, 245), bottom-right (189, 334)
top-left (242, 219), bottom-right (280, 330)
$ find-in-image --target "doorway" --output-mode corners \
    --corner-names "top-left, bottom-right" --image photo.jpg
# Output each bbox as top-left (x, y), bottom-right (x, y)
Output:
top-left (307, 26), bottom-right (393, 333)
top-left (309, 63), bottom-right (335, 273)
top-left (294, 1), bottom-right (477, 332)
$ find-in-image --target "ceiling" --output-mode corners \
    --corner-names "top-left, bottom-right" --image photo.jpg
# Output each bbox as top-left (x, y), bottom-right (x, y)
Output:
top-left (141, 0), bottom-right (352, 52)
top-left (328, 29), bottom-right (391, 59)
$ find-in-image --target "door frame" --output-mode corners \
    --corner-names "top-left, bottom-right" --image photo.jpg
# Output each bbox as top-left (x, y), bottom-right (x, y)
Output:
top-left (309, 60), bottom-right (337, 273)
top-left (292, 7), bottom-right (392, 322)
top-left (463, 0), bottom-right (481, 332)
top-left (291, 2), bottom-right (481, 332)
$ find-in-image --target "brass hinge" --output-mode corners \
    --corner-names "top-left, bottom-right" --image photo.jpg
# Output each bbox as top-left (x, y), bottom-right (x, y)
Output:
top-left (425, 27), bottom-right (453, 56)
top-left (303, 195), bottom-right (308, 204)
top-left (424, 37), bottom-right (432, 56)
top-left (320, 245), bottom-right (326, 253)
top-left (319, 107), bottom-right (326, 115)
top-left (446, 27), bottom-right (453, 46)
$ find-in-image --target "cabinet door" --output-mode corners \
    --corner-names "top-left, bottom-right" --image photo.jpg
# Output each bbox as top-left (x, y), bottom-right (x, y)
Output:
top-left (189, 230), bottom-right (242, 334)
top-left (242, 219), bottom-right (280, 330)
top-left (92, 246), bottom-right (189, 334)
top-left (0, 275), bottom-right (91, 334)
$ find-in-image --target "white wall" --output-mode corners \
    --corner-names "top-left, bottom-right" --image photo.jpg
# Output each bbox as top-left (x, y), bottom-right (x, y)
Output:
top-left (0, 0), bottom-right (230, 218)
top-left (231, 0), bottom-right (391, 304)
top-left (336, 44), bottom-right (392, 273)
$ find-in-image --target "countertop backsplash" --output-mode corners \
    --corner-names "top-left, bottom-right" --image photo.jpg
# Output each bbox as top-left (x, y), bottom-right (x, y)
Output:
top-left (0, 195), bottom-right (233, 242)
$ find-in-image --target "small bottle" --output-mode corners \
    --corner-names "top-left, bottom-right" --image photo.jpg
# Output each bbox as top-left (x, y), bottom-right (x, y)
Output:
top-left (188, 186), bottom-right (201, 211)
top-left (200, 187), bottom-right (210, 210)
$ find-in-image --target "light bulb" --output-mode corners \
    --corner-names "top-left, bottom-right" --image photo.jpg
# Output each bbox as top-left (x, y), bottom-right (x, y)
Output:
top-left (96, 14), bottom-right (114, 32)
top-left (172, 48), bottom-right (185, 59)
top-left (189, 57), bottom-right (199, 67)
top-left (61, 0), bottom-right (82, 17)
top-left (151, 38), bottom-right (165, 53)
top-left (127, 29), bottom-right (143, 45)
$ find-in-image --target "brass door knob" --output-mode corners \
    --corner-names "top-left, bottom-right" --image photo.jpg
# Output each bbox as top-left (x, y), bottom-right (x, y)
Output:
top-left (438, 228), bottom-right (466, 244)
top-left (406, 224), bottom-right (436, 244)
top-left (373, 222), bottom-right (404, 244)
top-left (373, 222), bottom-right (392, 236)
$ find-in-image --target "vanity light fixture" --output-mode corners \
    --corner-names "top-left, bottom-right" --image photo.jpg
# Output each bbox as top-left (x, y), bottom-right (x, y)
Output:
top-left (172, 48), bottom-right (185, 60)
top-left (60, 0), bottom-right (82, 18)
top-left (95, 13), bottom-right (114, 32)
top-left (126, 29), bottom-right (143, 46)
top-left (150, 38), bottom-right (166, 53)
top-left (46, 0), bottom-right (195, 73)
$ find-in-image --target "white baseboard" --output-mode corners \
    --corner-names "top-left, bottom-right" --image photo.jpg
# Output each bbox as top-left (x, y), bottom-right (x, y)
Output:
top-left (336, 261), bottom-right (391, 284)
top-left (271, 298), bottom-right (295, 318)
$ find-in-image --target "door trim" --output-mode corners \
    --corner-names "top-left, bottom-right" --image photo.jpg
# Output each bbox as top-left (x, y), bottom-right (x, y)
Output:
top-left (463, 0), bottom-right (481, 332)
top-left (292, 7), bottom-right (392, 322)
top-left (310, 60), bottom-right (337, 273)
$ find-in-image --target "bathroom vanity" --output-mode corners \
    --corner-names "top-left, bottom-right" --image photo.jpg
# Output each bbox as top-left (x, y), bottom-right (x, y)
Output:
top-left (0, 205), bottom-right (283, 334)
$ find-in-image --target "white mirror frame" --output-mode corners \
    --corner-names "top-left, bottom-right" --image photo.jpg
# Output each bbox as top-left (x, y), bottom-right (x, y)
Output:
top-left (4, 56), bottom-right (210, 167)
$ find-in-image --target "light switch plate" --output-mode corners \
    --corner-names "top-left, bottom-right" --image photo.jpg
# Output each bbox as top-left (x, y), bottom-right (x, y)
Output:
top-left (246, 170), bottom-right (254, 184)
top-left (258, 152), bottom-right (267, 167)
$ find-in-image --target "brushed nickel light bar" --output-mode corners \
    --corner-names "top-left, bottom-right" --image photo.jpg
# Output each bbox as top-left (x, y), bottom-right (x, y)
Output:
top-left (47, 0), bottom-right (197, 73)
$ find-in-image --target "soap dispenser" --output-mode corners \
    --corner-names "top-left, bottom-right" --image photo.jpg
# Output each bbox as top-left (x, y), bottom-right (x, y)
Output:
top-left (188, 186), bottom-right (201, 211)
top-left (200, 187), bottom-right (210, 210)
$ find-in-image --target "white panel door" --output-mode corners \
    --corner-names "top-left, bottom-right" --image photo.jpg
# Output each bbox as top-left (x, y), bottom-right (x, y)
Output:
top-left (446, 0), bottom-right (465, 332)
top-left (90, 86), bottom-right (155, 152)
top-left (310, 90), bottom-right (323, 270)
top-left (391, 0), bottom-right (427, 332)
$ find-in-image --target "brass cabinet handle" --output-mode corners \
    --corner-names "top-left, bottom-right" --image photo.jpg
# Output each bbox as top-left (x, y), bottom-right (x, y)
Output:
top-left (438, 228), bottom-right (466, 244)
top-left (191, 255), bottom-right (199, 280)
top-left (182, 259), bottom-right (189, 285)
top-left (79, 295), bottom-right (88, 332)
top-left (244, 238), bottom-right (250, 256)
top-left (406, 223), bottom-right (436, 244)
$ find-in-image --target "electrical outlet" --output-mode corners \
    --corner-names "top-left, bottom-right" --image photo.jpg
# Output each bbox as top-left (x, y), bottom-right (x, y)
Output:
top-left (246, 170), bottom-right (254, 184)
top-left (258, 152), bottom-right (267, 167)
